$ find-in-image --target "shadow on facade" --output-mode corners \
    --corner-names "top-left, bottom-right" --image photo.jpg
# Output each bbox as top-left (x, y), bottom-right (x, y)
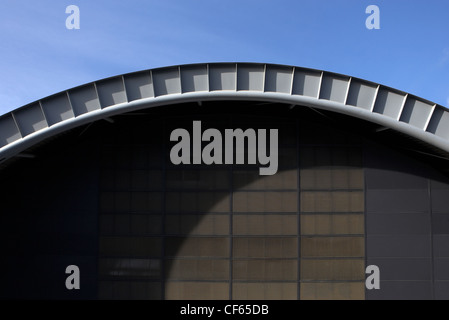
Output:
top-left (0, 101), bottom-right (448, 299)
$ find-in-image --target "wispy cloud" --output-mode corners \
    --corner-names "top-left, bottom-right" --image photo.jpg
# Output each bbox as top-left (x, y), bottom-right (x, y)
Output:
top-left (2, 1), bottom-right (449, 113)
top-left (439, 48), bottom-right (449, 66)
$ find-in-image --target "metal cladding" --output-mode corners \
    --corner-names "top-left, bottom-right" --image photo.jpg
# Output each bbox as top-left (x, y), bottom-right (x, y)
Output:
top-left (0, 63), bottom-right (446, 163)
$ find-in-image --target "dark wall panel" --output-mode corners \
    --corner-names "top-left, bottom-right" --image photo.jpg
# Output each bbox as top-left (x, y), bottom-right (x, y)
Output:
top-left (431, 181), bottom-right (449, 299)
top-left (435, 281), bottom-right (449, 300)
top-left (366, 258), bottom-right (432, 281)
top-left (365, 281), bottom-right (433, 300)
top-left (367, 213), bottom-right (430, 234)
top-left (0, 127), bottom-right (100, 299)
top-left (366, 235), bottom-right (431, 258)
top-left (434, 235), bottom-right (449, 257)
top-left (365, 142), bottom-right (437, 300)
top-left (366, 190), bottom-right (429, 214)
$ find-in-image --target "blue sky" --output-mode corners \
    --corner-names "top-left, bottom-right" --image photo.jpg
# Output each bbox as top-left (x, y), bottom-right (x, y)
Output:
top-left (0, 0), bottom-right (448, 115)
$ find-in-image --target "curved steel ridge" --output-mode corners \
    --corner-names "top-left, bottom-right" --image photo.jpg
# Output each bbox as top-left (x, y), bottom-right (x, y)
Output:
top-left (0, 62), bottom-right (448, 163)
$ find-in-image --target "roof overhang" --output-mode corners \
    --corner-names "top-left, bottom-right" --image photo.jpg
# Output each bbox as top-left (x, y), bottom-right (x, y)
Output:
top-left (1, 62), bottom-right (448, 163)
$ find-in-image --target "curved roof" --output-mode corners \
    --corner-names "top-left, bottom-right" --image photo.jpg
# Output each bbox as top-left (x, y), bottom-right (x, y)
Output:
top-left (0, 62), bottom-right (448, 163)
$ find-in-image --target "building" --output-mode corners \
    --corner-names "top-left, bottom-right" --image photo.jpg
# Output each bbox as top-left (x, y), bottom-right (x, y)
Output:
top-left (0, 63), bottom-right (448, 300)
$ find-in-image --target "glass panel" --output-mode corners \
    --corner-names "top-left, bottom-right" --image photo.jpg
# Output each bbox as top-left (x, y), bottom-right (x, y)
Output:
top-left (233, 215), bottom-right (297, 236)
top-left (166, 259), bottom-right (229, 280)
top-left (300, 191), bottom-right (364, 212)
top-left (301, 237), bottom-right (365, 258)
top-left (115, 192), bottom-right (131, 212)
top-left (99, 258), bottom-right (161, 279)
top-left (165, 237), bottom-right (229, 257)
top-left (233, 192), bottom-right (297, 212)
top-left (300, 169), bottom-right (364, 190)
top-left (233, 169), bottom-right (297, 190)
top-left (98, 281), bottom-right (114, 300)
top-left (333, 192), bottom-right (364, 212)
top-left (100, 215), bottom-right (114, 235)
top-left (115, 170), bottom-right (131, 189)
top-left (99, 281), bottom-right (162, 300)
top-left (99, 237), bottom-right (162, 256)
top-left (131, 170), bottom-right (147, 189)
top-left (100, 214), bottom-right (163, 236)
top-left (115, 214), bottom-right (130, 234)
top-left (132, 145), bottom-right (162, 168)
top-left (314, 148), bottom-right (332, 167)
top-left (300, 282), bottom-right (365, 300)
top-left (301, 214), bottom-right (364, 235)
top-left (349, 192), bottom-right (364, 212)
top-left (165, 282), bottom-right (229, 300)
top-left (112, 281), bottom-right (132, 300)
top-left (100, 169), bottom-right (115, 189)
top-left (233, 237), bottom-right (297, 258)
top-left (115, 146), bottom-right (132, 168)
top-left (232, 283), bottom-right (297, 300)
top-left (301, 192), bottom-right (332, 212)
top-left (165, 214), bottom-right (229, 235)
top-left (130, 170), bottom-right (163, 190)
top-left (130, 215), bottom-right (162, 235)
top-left (233, 260), bottom-right (297, 281)
top-left (100, 192), bottom-right (114, 212)
top-left (148, 170), bottom-right (163, 188)
top-left (348, 170), bottom-right (364, 189)
top-left (130, 192), bottom-right (163, 212)
top-left (300, 169), bottom-right (331, 190)
top-left (129, 281), bottom-right (162, 300)
top-left (167, 170), bottom-right (230, 190)
top-left (166, 192), bottom-right (230, 213)
top-left (300, 259), bottom-right (365, 280)
top-left (279, 147), bottom-right (298, 168)
top-left (300, 147), bottom-right (363, 168)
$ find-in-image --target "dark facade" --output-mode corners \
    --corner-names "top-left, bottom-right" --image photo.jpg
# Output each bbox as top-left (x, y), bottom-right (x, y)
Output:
top-left (0, 101), bottom-right (448, 300)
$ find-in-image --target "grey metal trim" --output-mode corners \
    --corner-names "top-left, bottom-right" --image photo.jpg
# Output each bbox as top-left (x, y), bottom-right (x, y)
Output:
top-left (0, 63), bottom-right (447, 163)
